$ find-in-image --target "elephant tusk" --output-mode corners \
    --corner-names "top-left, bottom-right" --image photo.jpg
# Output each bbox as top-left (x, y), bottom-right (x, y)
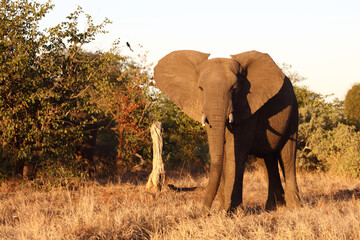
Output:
top-left (228, 113), bottom-right (234, 124)
top-left (201, 113), bottom-right (207, 127)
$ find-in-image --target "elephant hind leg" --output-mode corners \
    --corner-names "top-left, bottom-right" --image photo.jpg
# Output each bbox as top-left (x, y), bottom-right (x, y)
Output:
top-left (264, 153), bottom-right (285, 211)
top-left (280, 132), bottom-right (301, 208)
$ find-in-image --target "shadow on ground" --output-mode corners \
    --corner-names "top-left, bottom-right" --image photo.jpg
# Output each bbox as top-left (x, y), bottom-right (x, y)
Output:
top-left (303, 188), bottom-right (360, 206)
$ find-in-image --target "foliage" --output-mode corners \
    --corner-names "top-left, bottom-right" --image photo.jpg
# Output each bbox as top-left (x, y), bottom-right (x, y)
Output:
top-left (1, 0), bottom-right (358, 181)
top-left (99, 55), bottom-right (152, 173)
top-left (283, 65), bottom-right (359, 177)
top-left (296, 87), bottom-right (345, 171)
top-left (314, 124), bottom-right (360, 178)
top-left (0, 0), bottom-right (71, 178)
top-left (344, 83), bottom-right (360, 126)
top-left (0, 0), bottom-right (152, 180)
top-left (150, 94), bottom-right (209, 170)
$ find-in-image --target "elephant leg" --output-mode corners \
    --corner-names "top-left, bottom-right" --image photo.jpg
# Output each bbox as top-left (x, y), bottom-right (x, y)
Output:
top-left (222, 130), bottom-right (247, 213)
top-left (217, 161), bottom-right (226, 208)
top-left (216, 156), bottom-right (226, 209)
top-left (264, 153), bottom-right (285, 211)
top-left (280, 133), bottom-right (301, 208)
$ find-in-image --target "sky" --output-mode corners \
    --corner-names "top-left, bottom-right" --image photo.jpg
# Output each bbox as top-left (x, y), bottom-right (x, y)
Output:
top-left (38, 0), bottom-right (360, 100)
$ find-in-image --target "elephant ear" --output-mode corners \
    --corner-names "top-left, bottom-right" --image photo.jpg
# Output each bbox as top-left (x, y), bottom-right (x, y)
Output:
top-left (231, 51), bottom-right (285, 115)
top-left (154, 50), bottom-right (210, 122)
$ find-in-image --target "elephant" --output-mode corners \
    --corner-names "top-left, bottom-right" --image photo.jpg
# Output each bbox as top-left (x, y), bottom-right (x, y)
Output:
top-left (154, 50), bottom-right (301, 213)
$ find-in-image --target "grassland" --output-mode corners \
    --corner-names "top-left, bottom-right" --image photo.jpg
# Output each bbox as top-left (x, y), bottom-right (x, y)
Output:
top-left (0, 169), bottom-right (359, 240)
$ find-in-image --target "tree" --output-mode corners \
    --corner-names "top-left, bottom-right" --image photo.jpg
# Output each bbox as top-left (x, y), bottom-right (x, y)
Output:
top-left (283, 65), bottom-right (360, 177)
top-left (0, 0), bottom-right (152, 180)
top-left (150, 94), bottom-right (209, 170)
top-left (296, 88), bottom-right (344, 171)
top-left (146, 121), bottom-right (165, 191)
top-left (1, 0), bottom-right (60, 178)
top-left (344, 83), bottom-right (360, 126)
top-left (99, 54), bottom-right (152, 174)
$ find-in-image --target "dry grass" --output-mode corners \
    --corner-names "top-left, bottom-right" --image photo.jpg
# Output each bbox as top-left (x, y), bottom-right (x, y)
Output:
top-left (0, 169), bottom-right (359, 240)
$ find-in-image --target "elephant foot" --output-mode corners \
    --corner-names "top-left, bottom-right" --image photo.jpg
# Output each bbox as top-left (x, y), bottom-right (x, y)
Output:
top-left (226, 205), bottom-right (242, 215)
top-left (200, 205), bottom-right (211, 216)
top-left (276, 193), bottom-right (286, 206)
top-left (265, 191), bottom-right (285, 211)
top-left (285, 191), bottom-right (301, 209)
top-left (265, 199), bottom-right (277, 211)
top-left (226, 207), bottom-right (243, 217)
top-left (221, 197), bottom-right (243, 215)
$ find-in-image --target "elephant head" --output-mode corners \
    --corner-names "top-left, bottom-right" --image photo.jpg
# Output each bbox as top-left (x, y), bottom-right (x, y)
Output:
top-left (154, 50), bottom-right (285, 211)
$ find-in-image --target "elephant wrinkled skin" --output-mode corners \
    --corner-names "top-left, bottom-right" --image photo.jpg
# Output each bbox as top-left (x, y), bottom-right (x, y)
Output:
top-left (154, 50), bottom-right (301, 213)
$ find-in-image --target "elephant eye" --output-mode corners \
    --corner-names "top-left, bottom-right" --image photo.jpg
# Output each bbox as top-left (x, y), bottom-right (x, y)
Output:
top-left (231, 84), bottom-right (238, 92)
top-left (199, 86), bottom-right (203, 91)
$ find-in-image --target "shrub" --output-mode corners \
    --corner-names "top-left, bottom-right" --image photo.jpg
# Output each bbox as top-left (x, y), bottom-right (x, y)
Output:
top-left (150, 95), bottom-right (209, 171)
top-left (290, 75), bottom-right (359, 178)
top-left (295, 88), bottom-right (344, 171)
top-left (0, 0), bottom-right (152, 180)
top-left (314, 124), bottom-right (360, 178)
top-left (282, 65), bottom-right (359, 178)
top-left (344, 83), bottom-right (360, 127)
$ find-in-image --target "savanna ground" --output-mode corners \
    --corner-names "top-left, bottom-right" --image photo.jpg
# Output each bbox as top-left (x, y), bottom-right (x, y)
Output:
top-left (0, 168), bottom-right (359, 240)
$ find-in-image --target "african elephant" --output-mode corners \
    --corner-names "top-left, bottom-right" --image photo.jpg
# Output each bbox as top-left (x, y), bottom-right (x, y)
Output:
top-left (154, 50), bottom-right (301, 213)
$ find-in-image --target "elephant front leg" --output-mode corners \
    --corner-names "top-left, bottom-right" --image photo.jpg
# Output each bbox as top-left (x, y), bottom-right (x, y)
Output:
top-left (216, 166), bottom-right (226, 210)
top-left (222, 130), bottom-right (247, 213)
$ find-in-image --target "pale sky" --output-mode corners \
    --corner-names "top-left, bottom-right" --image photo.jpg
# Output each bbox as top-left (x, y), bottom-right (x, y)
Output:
top-left (38, 0), bottom-right (360, 100)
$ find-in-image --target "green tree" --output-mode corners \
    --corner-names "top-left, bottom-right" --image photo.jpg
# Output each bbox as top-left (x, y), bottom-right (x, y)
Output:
top-left (0, 0), bottom-right (152, 180)
top-left (0, 0), bottom-right (60, 178)
top-left (344, 83), bottom-right (360, 126)
top-left (99, 55), bottom-right (152, 174)
top-left (284, 65), bottom-right (359, 177)
top-left (296, 89), bottom-right (344, 171)
top-left (150, 94), bottom-right (208, 171)
top-left (313, 124), bottom-right (360, 178)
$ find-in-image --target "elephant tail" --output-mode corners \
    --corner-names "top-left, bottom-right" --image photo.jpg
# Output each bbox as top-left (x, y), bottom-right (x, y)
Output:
top-left (168, 184), bottom-right (201, 192)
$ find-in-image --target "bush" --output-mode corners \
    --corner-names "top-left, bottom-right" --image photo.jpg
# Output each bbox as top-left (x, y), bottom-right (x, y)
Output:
top-left (295, 88), bottom-right (344, 171)
top-left (344, 83), bottom-right (360, 127)
top-left (288, 67), bottom-right (359, 178)
top-left (150, 95), bottom-right (209, 171)
top-left (314, 124), bottom-right (360, 178)
top-left (0, 0), bottom-right (152, 180)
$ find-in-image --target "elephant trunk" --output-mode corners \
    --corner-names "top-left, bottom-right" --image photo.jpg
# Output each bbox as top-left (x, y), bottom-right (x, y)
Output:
top-left (202, 106), bottom-right (227, 212)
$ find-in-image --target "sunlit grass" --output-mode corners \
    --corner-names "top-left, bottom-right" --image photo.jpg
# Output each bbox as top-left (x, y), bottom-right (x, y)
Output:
top-left (0, 169), bottom-right (359, 239)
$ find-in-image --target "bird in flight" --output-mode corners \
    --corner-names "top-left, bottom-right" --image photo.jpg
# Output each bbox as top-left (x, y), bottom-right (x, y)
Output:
top-left (126, 42), bottom-right (134, 52)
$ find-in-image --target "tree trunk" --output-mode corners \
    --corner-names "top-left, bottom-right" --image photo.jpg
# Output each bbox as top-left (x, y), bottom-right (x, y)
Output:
top-left (146, 121), bottom-right (165, 191)
top-left (22, 161), bottom-right (30, 180)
